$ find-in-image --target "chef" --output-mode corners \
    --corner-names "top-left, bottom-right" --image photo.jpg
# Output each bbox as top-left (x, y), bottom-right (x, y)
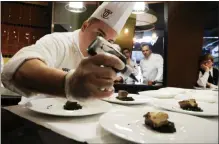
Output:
top-left (140, 44), bottom-right (163, 85)
top-left (1, 2), bottom-right (135, 104)
top-left (115, 48), bottom-right (139, 84)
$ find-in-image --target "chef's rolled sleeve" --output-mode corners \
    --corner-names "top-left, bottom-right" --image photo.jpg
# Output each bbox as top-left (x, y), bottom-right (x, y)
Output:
top-left (1, 34), bottom-right (61, 97)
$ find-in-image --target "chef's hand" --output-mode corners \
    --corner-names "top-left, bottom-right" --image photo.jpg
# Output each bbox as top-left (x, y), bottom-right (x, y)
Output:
top-left (65, 53), bottom-right (125, 100)
top-left (114, 76), bottom-right (123, 83)
top-left (148, 81), bottom-right (153, 86)
top-left (206, 83), bottom-right (211, 88)
top-left (201, 64), bottom-right (209, 72)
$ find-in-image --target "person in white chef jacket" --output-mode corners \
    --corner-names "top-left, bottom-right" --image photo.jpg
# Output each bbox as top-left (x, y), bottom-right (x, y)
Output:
top-left (140, 44), bottom-right (163, 85)
top-left (1, 2), bottom-right (135, 104)
top-left (115, 48), bottom-right (139, 84)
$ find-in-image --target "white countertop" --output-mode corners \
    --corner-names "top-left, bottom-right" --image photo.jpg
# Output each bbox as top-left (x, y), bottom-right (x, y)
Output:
top-left (0, 87), bottom-right (21, 96)
top-left (4, 101), bottom-right (218, 144)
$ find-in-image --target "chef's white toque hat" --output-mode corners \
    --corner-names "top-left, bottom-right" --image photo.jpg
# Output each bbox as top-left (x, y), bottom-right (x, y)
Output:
top-left (89, 2), bottom-right (135, 34)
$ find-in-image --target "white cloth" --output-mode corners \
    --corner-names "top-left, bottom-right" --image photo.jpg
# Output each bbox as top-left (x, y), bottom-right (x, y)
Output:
top-left (139, 53), bottom-right (163, 83)
top-left (118, 59), bottom-right (139, 84)
top-left (1, 29), bottom-right (84, 104)
top-left (197, 68), bottom-right (217, 88)
top-left (90, 2), bottom-right (135, 34)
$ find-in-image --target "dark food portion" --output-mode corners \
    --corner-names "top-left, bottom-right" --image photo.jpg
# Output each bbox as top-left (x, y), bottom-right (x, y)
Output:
top-left (181, 106), bottom-right (203, 112)
top-left (116, 90), bottom-right (135, 101)
top-left (63, 101), bottom-right (82, 110)
top-left (116, 96), bottom-right (134, 101)
top-left (144, 112), bottom-right (176, 133)
top-left (178, 99), bottom-right (203, 112)
top-left (145, 120), bottom-right (176, 133)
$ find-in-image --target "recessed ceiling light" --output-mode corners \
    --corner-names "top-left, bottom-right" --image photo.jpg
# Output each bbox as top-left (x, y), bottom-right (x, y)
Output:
top-left (65, 2), bottom-right (86, 13)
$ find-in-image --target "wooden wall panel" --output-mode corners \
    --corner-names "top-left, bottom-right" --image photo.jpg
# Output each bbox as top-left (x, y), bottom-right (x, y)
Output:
top-left (167, 2), bottom-right (207, 88)
top-left (115, 17), bottom-right (136, 50)
top-left (1, 2), bottom-right (52, 57)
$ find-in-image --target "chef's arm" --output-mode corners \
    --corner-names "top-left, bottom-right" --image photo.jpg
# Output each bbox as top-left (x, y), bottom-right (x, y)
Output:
top-left (208, 83), bottom-right (218, 88)
top-left (132, 62), bottom-right (139, 76)
top-left (155, 56), bottom-right (164, 81)
top-left (14, 59), bottom-right (67, 96)
top-left (1, 34), bottom-right (66, 97)
top-left (139, 60), bottom-right (144, 76)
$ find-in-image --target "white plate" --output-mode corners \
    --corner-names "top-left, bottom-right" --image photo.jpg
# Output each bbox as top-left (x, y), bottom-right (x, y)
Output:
top-left (194, 86), bottom-right (218, 91)
top-left (102, 93), bottom-right (150, 105)
top-left (191, 89), bottom-right (218, 96)
top-left (159, 87), bottom-right (189, 94)
top-left (138, 90), bottom-right (176, 99)
top-left (26, 98), bottom-right (112, 116)
top-left (99, 108), bottom-right (218, 143)
top-left (153, 99), bottom-right (218, 116)
top-left (175, 93), bottom-right (218, 103)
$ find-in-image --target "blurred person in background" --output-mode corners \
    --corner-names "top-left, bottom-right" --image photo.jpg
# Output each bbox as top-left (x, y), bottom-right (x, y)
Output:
top-left (196, 54), bottom-right (218, 89)
top-left (115, 48), bottom-right (139, 84)
top-left (140, 44), bottom-right (163, 86)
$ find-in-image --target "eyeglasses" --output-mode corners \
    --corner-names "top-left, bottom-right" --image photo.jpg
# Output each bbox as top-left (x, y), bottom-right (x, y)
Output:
top-left (203, 60), bottom-right (212, 64)
top-left (123, 51), bottom-right (130, 54)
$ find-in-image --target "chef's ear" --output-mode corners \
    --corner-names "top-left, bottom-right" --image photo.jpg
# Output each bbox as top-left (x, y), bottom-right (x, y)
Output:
top-left (81, 21), bottom-right (89, 32)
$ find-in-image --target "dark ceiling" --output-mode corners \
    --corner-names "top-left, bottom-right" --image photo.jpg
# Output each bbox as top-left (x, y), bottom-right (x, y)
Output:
top-left (135, 3), bottom-right (165, 31)
top-left (203, 2), bottom-right (218, 37)
top-left (204, 2), bottom-right (218, 29)
top-left (136, 2), bottom-right (218, 36)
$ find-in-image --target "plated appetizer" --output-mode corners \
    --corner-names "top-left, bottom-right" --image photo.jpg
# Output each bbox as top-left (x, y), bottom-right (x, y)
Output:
top-left (143, 112), bottom-right (176, 133)
top-left (178, 99), bottom-right (203, 112)
top-left (63, 101), bottom-right (82, 110)
top-left (116, 90), bottom-right (134, 101)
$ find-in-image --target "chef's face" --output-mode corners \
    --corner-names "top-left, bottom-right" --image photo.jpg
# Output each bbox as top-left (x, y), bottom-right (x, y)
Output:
top-left (142, 46), bottom-right (151, 58)
top-left (122, 49), bottom-right (131, 59)
top-left (80, 19), bottom-right (117, 51)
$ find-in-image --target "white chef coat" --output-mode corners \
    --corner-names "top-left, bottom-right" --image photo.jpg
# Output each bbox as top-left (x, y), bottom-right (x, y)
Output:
top-left (197, 68), bottom-right (217, 88)
top-left (1, 29), bottom-right (84, 104)
top-left (118, 59), bottom-right (139, 84)
top-left (139, 53), bottom-right (163, 83)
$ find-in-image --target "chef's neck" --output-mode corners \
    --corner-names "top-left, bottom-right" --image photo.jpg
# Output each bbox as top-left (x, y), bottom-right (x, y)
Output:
top-left (78, 30), bottom-right (89, 57)
top-left (126, 57), bottom-right (131, 61)
top-left (144, 53), bottom-right (152, 59)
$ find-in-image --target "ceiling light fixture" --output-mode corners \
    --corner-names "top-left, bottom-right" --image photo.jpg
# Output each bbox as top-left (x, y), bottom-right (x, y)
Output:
top-left (124, 28), bottom-right (129, 34)
top-left (151, 32), bottom-right (157, 39)
top-left (132, 2), bottom-right (149, 14)
top-left (65, 2), bottom-right (86, 13)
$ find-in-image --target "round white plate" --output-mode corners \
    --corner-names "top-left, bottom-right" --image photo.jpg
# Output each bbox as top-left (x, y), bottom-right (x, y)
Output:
top-left (26, 98), bottom-right (112, 116)
top-left (159, 87), bottom-right (189, 94)
top-left (194, 86), bottom-right (218, 91)
top-left (191, 89), bottom-right (218, 96)
top-left (138, 90), bottom-right (176, 99)
top-left (175, 93), bottom-right (218, 103)
top-left (153, 99), bottom-right (218, 116)
top-left (99, 108), bottom-right (218, 143)
top-left (102, 93), bottom-right (151, 105)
